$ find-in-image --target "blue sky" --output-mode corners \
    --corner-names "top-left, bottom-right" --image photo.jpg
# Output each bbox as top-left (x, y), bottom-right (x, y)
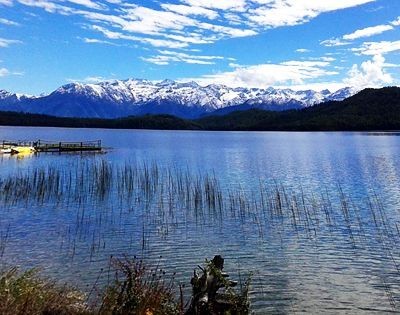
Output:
top-left (0, 0), bottom-right (399, 95)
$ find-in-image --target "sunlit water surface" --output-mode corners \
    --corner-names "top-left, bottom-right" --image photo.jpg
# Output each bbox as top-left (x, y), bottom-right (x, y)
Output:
top-left (1, 126), bottom-right (400, 314)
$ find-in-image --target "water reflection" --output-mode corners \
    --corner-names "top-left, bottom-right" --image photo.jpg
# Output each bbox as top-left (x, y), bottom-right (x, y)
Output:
top-left (0, 127), bottom-right (400, 313)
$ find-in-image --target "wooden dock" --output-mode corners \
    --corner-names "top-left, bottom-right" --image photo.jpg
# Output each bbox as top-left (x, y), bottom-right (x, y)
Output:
top-left (1, 139), bottom-right (102, 153)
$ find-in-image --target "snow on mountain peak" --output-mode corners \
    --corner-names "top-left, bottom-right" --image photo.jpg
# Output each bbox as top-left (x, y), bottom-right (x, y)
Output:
top-left (50, 79), bottom-right (355, 110)
top-left (0, 79), bottom-right (356, 119)
top-left (0, 89), bottom-right (36, 101)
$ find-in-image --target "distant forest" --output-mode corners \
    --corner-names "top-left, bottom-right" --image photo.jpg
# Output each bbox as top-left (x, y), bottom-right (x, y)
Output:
top-left (0, 87), bottom-right (399, 131)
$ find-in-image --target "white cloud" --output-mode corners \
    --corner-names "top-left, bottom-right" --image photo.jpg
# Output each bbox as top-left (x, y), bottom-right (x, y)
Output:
top-left (223, 13), bottom-right (243, 25)
top-left (17, 0), bottom-right (64, 13)
top-left (344, 54), bottom-right (393, 90)
top-left (120, 6), bottom-right (196, 35)
top-left (80, 37), bottom-right (116, 45)
top-left (281, 60), bottom-right (331, 67)
top-left (140, 56), bottom-right (170, 66)
top-left (321, 14), bottom-right (400, 57)
top-left (196, 21), bottom-right (257, 37)
top-left (182, 59), bottom-right (338, 88)
top-left (390, 16), bottom-right (400, 26)
top-left (321, 38), bottom-right (350, 47)
top-left (247, 0), bottom-right (375, 28)
top-left (162, 33), bottom-right (214, 45)
top-left (182, 0), bottom-right (246, 11)
top-left (161, 4), bottom-right (218, 20)
top-left (118, 5), bottom-right (256, 39)
top-left (181, 54), bottom-right (396, 91)
top-left (17, 0), bottom-right (99, 14)
top-left (0, 18), bottom-right (20, 26)
top-left (0, 67), bottom-right (23, 77)
top-left (66, 0), bottom-right (106, 10)
top-left (352, 40), bottom-right (400, 55)
top-left (0, 67), bottom-right (10, 77)
top-left (0, 37), bottom-right (22, 47)
top-left (142, 50), bottom-right (224, 65)
top-left (319, 57), bottom-right (336, 62)
top-left (296, 48), bottom-right (310, 53)
top-left (91, 25), bottom-right (189, 49)
top-left (228, 62), bottom-right (241, 68)
top-left (343, 24), bottom-right (394, 40)
top-left (321, 22), bottom-right (396, 46)
top-left (12, 0), bottom-right (375, 51)
top-left (81, 4), bottom-right (256, 48)
top-left (0, 0), bottom-right (13, 6)
top-left (160, 50), bottom-right (224, 60)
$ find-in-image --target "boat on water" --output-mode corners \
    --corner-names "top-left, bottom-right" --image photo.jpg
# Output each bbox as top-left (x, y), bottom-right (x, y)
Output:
top-left (10, 146), bottom-right (36, 154)
top-left (0, 148), bottom-right (12, 154)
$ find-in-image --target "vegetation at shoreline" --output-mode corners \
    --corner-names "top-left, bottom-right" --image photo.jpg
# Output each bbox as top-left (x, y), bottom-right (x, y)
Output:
top-left (0, 87), bottom-right (399, 131)
top-left (1, 256), bottom-right (250, 315)
top-left (99, 257), bottom-right (181, 315)
top-left (0, 257), bottom-right (181, 315)
top-left (0, 267), bottom-right (87, 315)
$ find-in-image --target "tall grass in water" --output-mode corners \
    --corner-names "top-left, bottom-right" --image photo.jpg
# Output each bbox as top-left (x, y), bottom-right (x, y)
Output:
top-left (0, 159), bottom-right (399, 245)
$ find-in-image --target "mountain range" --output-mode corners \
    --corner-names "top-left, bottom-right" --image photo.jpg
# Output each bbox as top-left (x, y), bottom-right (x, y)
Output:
top-left (0, 87), bottom-right (398, 131)
top-left (0, 79), bottom-right (354, 119)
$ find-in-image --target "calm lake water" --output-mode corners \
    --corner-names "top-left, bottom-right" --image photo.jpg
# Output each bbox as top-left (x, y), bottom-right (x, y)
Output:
top-left (1, 126), bottom-right (400, 314)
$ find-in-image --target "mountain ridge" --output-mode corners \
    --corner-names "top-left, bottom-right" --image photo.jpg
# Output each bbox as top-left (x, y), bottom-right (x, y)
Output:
top-left (0, 79), bottom-right (355, 119)
top-left (0, 87), bottom-right (398, 132)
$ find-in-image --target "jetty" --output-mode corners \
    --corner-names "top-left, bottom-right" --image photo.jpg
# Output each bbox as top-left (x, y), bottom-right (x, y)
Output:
top-left (1, 139), bottom-right (102, 153)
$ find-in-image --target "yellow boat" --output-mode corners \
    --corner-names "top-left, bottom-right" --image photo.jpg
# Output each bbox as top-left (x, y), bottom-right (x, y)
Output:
top-left (10, 146), bottom-right (36, 154)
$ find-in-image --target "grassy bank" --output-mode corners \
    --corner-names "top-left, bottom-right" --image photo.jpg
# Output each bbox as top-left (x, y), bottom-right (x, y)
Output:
top-left (1, 256), bottom-right (250, 315)
top-left (0, 267), bottom-right (88, 315)
top-left (1, 258), bottom-right (181, 315)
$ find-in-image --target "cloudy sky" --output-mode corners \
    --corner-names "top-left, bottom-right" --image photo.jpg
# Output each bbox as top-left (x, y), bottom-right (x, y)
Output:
top-left (0, 0), bottom-right (399, 94)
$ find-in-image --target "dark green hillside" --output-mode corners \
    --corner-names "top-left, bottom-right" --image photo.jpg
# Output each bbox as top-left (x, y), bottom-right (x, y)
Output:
top-left (0, 111), bottom-right (201, 130)
top-left (197, 87), bottom-right (400, 131)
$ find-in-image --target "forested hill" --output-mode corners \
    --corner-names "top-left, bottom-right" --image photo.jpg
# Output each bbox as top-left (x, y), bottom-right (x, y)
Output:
top-left (197, 87), bottom-right (400, 131)
top-left (0, 112), bottom-right (201, 130)
top-left (0, 87), bottom-right (398, 131)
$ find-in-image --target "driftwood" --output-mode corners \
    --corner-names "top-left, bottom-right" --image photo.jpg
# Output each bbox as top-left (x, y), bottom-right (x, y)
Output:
top-left (185, 255), bottom-right (249, 315)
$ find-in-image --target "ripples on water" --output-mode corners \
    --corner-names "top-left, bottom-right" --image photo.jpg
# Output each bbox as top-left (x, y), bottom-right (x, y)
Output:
top-left (0, 127), bottom-right (400, 314)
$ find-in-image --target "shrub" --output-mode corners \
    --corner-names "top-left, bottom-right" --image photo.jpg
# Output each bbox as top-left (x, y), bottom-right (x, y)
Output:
top-left (99, 257), bottom-right (181, 315)
top-left (0, 267), bottom-right (88, 315)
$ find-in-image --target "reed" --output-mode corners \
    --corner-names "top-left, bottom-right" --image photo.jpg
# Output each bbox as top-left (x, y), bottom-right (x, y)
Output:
top-left (0, 160), bottom-right (398, 243)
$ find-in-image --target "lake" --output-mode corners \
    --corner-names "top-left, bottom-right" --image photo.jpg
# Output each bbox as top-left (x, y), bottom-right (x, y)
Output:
top-left (1, 126), bottom-right (400, 313)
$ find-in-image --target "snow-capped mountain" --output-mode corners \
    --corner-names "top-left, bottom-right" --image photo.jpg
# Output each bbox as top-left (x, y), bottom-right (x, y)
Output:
top-left (0, 90), bottom-right (36, 108)
top-left (0, 79), bottom-right (355, 119)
